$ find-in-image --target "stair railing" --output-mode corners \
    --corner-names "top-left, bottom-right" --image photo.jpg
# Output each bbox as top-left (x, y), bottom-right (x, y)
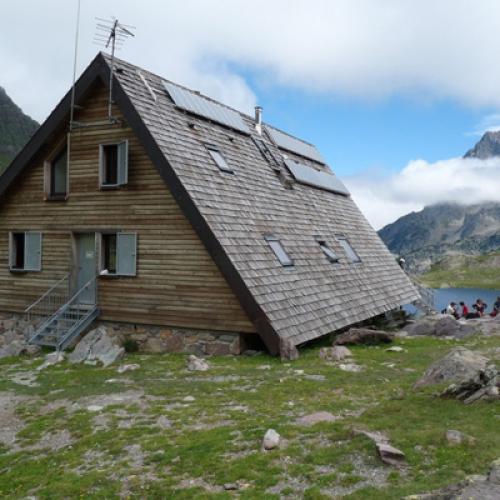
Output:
top-left (63, 275), bottom-right (99, 324)
top-left (25, 271), bottom-right (72, 327)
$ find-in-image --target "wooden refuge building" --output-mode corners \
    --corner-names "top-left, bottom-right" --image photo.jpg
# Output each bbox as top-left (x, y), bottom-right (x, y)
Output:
top-left (0, 54), bottom-right (418, 355)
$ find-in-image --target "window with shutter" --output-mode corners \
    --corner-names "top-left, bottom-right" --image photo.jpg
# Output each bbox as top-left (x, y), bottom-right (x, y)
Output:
top-left (99, 232), bottom-right (137, 277)
top-left (99, 140), bottom-right (129, 188)
top-left (9, 231), bottom-right (42, 272)
top-left (116, 233), bottom-right (137, 276)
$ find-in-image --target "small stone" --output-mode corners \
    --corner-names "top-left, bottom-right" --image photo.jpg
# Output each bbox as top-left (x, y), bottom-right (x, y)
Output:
top-left (296, 411), bottom-right (340, 426)
top-left (183, 396), bottom-right (195, 402)
top-left (117, 363), bottom-right (140, 374)
top-left (294, 369), bottom-right (304, 375)
top-left (488, 458), bottom-right (500, 484)
top-left (257, 364), bottom-right (271, 370)
top-left (376, 442), bottom-right (406, 466)
top-left (37, 351), bottom-right (65, 371)
top-left (87, 405), bottom-right (103, 412)
top-left (156, 415), bottom-right (172, 429)
top-left (334, 328), bottom-right (394, 346)
top-left (186, 355), bottom-right (209, 371)
top-left (338, 363), bottom-right (363, 372)
top-left (262, 429), bottom-right (280, 450)
top-left (386, 346), bottom-right (404, 352)
top-left (446, 429), bottom-right (476, 446)
top-left (223, 483), bottom-right (239, 491)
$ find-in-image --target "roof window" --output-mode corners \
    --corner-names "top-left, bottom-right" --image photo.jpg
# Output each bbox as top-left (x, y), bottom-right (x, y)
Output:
top-left (265, 235), bottom-right (294, 267)
top-left (318, 241), bottom-right (339, 263)
top-left (336, 235), bottom-right (361, 263)
top-left (207, 145), bottom-right (233, 173)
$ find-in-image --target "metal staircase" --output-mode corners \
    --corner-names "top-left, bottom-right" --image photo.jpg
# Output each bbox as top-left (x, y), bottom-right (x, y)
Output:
top-left (25, 273), bottom-right (100, 350)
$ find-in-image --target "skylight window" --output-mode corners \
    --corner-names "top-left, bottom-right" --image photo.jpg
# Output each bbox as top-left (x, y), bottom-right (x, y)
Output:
top-left (207, 146), bottom-right (233, 173)
top-left (336, 235), bottom-right (361, 263)
top-left (318, 241), bottom-right (339, 263)
top-left (265, 235), bottom-right (294, 267)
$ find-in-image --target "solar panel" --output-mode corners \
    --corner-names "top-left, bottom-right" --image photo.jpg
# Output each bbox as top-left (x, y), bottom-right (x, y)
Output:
top-left (284, 159), bottom-right (350, 196)
top-left (163, 81), bottom-right (250, 134)
top-left (265, 126), bottom-right (326, 164)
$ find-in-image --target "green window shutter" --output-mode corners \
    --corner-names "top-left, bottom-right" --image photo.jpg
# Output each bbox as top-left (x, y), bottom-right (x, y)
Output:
top-left (117, 140), bottom-right (129, 185)
top-left (25, 232), bottom-right (42, 271)
top-left (116, 232), bottom-right (136, 276)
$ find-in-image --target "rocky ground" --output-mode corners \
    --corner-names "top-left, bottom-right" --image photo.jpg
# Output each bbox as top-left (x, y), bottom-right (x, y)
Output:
top-left (0, 315), bottom-right (499, 498)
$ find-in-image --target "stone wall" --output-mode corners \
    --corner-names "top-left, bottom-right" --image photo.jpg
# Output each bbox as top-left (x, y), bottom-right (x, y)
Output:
top-left (0, 312), bottom-right (246, 356)
top-left (97, 321), bottom-right (244, 356)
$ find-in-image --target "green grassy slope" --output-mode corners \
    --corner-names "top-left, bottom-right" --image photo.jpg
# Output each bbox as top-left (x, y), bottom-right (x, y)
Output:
top-left (0, 333), bottom-right (499, 498)
top-left (420, 251), bottom-right (500, 289)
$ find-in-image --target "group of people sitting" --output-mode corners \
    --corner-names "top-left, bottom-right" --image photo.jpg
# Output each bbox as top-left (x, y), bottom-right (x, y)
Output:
top-left (443, 297), bottom-right (500, 320)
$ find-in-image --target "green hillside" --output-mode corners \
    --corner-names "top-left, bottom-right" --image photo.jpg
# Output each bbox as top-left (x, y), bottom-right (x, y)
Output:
top-left (0, 86), bottom-right (38, 173)
top-left (420, 251), bottom-right (500, 289)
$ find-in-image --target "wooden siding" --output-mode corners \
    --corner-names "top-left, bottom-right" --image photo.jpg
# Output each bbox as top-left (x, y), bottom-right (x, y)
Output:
top-left (0, 83), bottom-right (255, 333)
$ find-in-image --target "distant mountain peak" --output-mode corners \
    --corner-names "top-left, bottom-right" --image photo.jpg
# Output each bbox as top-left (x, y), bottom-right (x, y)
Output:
top-left (464, 130), bottom-right (500, 159)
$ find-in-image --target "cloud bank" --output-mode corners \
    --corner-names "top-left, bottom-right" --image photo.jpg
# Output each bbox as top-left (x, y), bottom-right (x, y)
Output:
top-left (3, 1), bottom-right (500, 121)
top-left (346, 157), bottom-right (500, 230)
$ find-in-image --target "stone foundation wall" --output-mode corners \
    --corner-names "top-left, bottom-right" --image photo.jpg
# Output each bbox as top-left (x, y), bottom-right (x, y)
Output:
top-left (96, 321), bottom-right (244, 356)
top-left (0, 312), bottom-right (247, 356)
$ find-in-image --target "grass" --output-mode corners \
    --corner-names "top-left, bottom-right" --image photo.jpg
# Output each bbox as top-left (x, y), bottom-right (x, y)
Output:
top-left (0, 333), bottom-right (499, 499)
top-left (420, 251), bottom-right (500, 289)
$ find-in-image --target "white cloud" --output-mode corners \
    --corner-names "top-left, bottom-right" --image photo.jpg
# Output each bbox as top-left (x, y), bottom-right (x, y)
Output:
top-left (466, 114), bottom-right (500, 137)
top-left (3, 1), bottom-right (500, 121)
top-left (345, 157), bottom-right (500, 230)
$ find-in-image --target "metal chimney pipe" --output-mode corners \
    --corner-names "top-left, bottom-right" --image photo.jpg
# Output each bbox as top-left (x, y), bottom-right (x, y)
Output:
top-left (255, 106), bottom-right (263, 135)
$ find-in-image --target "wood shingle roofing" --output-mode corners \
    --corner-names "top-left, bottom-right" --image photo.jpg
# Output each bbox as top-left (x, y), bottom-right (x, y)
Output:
top-left (0, 53), bottom-right (419, 354)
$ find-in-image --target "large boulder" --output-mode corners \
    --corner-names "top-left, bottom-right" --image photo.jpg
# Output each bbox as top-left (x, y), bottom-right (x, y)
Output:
top-left (334, 328), bottom-right (394, 346)
top-left (68, 326), bottom-right (125, 367)
top-left (319, 346), bottom-right (352, 361)
top-left (415, 347), bottom-right (489, 388)
top-left (403, 315), bottom-right (476, 339)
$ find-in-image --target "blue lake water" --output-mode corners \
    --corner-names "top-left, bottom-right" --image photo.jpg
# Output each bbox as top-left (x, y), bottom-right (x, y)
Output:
top-left (432, 288), bottom-right (500, 314)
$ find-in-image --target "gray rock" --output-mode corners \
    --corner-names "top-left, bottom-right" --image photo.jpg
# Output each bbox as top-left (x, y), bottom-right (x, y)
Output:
top-left (68, 326), bottom-right (125, 367)
top-left (445, 429), bottom-right (476, 445)
top-left (403, 315), bottom-right (476, 339)
top-left (262, 429), bottom-right (280, 450)
top-left (414, 347), bottom-right (489, 388)
top-left (117, 363), bottom-right (140, 374)
top-left (280, 338), bottom-right (299, 361)
top-left (37, 351), bottom-right (65, 371)
top-left (376, 442), bottom-right (406, 467)
top-left (441, 365), bottom-right (498, 404)
top-left (143, 337), bottom-right (168, 353)
top-left (186, 355), bottom-right (209, 371)
top-left (296, 411), bottom-right (340, 426)
top-left (334, 328), bottom-right (394, 346)
top-left (489, 458), bottom-right (500, 484)
top-left (0, 340), bottom-right (26, 358)
top-left (319, 346), bottom-right (352, 361)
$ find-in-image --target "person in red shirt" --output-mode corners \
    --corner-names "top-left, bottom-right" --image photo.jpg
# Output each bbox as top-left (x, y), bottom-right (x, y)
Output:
top-left (459, 301), bottom-right (469, 318)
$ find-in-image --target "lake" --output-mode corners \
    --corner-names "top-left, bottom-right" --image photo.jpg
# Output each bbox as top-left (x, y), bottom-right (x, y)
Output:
top-left (432, 287), bottom-right (500, 314)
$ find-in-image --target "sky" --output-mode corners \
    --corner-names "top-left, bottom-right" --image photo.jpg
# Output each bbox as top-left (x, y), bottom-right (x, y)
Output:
top-left (2, 0), bottom-right (500, 229)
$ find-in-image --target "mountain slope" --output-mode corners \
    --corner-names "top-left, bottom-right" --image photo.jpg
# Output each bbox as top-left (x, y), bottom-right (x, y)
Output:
top-left (378, 202), bottom-right (500, 272)
top-left (420, 251), bottom-right (500, 289)
top-left (0, 86), bottom-right (38, 173)
top-left (464, 130), bottom-right (500, 158)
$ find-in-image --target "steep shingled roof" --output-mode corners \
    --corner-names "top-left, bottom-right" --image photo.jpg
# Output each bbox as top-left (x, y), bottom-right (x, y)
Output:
top-left (0, 53), bottom-right (419, 353)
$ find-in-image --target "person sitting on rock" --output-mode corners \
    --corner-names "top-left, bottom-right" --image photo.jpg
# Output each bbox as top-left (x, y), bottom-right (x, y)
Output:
top-left (490, 297), bottom-right (500, 317)
top-left (459, 301), bottom-right (469, 318)
top-left (445, 302), bottom-right (459, 319)
top-left (472, 299), bottom-right (487, 317)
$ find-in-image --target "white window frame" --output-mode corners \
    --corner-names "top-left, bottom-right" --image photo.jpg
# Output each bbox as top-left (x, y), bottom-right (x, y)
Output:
top-left (9, 231), bottom-right (42, 272)
top-left (98, 231), bottom-right (137, 277)
top-left (99, 140), bottom-right (129, 188)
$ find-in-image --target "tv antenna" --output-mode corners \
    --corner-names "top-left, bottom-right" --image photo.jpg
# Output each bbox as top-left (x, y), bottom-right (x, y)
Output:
top-left (94, 17), bottom-right (135, 121)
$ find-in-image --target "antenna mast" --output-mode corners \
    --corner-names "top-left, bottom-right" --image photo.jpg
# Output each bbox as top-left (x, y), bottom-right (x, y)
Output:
top-left (94, 17), bottom-right (135, 122)
top-left (69, 0), bottom-right (82, 132)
